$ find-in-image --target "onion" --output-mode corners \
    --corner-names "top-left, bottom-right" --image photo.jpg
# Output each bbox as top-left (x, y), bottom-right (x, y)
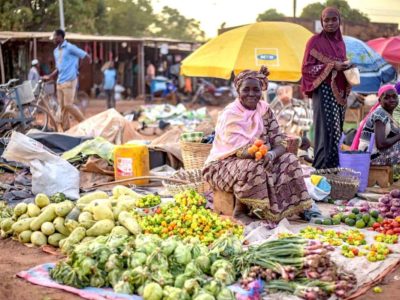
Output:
top-left (385, 212), bottom-right (394, 218)
top-left (392, 198), bottom-right (400, 207)
top-left (391, 206), bottom-right (399, 212)
top-left (390, 189), bottom-right (400, 198)
top-left (379, 207), bottom-right (389, 213)
top-left (380, 196), bottom-right (392, 204)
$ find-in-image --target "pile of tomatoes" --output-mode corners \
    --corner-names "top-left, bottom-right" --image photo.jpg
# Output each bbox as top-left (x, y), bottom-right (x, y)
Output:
top-left (371, 217), bottom-right (400, 235)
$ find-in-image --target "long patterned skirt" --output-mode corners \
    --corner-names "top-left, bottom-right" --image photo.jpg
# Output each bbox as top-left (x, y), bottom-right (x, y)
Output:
top-left (312, 83), bottom-right (346, 169)
top-left (372, 141), bottom-right (400, 165)
top-left (203, 153), bottom-right (312, 222)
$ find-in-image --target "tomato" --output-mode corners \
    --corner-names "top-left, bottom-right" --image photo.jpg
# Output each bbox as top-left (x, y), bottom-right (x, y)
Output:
top-left (352, 248), bottom-right (359, 255)
top-left (391, 221), bottom-right (399, 228)
top-left (386, 230), bottom-right (394, 235)
top-left (393, 228), bottom-right (400, 234)
top-left (373, 223), bottom-right (381, 229)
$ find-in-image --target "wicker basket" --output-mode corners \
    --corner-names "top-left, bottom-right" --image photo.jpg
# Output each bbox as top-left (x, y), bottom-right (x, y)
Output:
top-left (180, 141), bottom-right (212, 170)
top-left (162, 169), bottom-right (207, 196)
top-left (312, 168), bottom-right (360, 200)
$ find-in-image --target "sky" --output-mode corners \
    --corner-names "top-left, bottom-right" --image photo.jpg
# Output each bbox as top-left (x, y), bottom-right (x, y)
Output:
top-left (152, 0), bottom-right (400, 37)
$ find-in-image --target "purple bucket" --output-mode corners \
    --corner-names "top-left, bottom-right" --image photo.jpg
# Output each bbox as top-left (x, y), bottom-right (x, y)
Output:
top-left (339, 133), bottom-right (374, 192)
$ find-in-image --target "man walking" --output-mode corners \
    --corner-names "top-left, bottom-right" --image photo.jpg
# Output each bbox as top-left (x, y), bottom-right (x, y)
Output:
top-left (103, 61), bottom-right (117, 108)
top-left (28, 59), bottom-right (40, 88)
top-left (43, 29), bottom-right (91, 129)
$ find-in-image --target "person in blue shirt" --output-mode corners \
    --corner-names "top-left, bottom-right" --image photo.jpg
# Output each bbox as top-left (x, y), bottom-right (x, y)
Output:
top-left (43, 29), bottom-right (91, 129)
top-left (103, 61), bottom-right (117, 108)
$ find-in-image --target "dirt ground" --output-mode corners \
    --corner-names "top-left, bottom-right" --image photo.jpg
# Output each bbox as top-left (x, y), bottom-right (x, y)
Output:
top-left (1, 100), bottom-right (400, 299)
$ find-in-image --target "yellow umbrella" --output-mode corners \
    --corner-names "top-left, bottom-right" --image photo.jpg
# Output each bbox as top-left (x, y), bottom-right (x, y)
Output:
top-left (181, 22), bottom-right (313, 82)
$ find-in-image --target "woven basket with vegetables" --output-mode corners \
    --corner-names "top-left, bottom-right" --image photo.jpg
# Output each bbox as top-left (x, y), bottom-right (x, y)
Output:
top-left (162, 169), bottom-right (207, 196)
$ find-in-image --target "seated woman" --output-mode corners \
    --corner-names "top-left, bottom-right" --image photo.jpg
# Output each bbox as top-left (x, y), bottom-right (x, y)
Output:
top-left (203, 67), bottom-right (312, 224)
top-left (356, 84), bottom-right (400, 165)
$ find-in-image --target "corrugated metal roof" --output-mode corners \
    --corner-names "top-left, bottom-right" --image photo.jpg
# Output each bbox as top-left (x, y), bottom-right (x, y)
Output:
top-left (0, 31), bottom-right (194, 44)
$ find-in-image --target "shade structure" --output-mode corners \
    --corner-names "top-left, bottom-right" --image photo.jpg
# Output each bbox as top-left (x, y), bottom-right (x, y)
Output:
top-left (367, 36), bottom-right (400, 65)
top-left (344, 36), bottom-right (397, 93)
top-left (181, 22), bottom-right (313, 82)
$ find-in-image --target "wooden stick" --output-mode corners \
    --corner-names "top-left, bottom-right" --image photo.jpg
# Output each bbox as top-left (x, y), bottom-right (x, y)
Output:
top-left (90, 176), bottom-right (190, 188)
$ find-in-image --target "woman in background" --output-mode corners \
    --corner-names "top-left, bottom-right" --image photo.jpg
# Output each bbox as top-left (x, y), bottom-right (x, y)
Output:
top-left (301, 7), bottom-right (351, 169)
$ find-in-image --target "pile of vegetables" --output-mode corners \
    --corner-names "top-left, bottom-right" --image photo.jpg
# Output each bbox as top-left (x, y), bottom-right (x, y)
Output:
top-left (135, 190), bottom-right (243, 244)
top-left (374, 233), bottom-right (398, 244)
top-left (135, 194), bottom-right (161, 209)
top-left (233, 237), bottom-right (356, 299)
top-left (0, 185), bottom-right (144, 253)
top-left (317, 208), bottom-right (381, 228)
top-left (372, 217), bottom-right (400, 235)
top-left (378, 189), bottom-right (400, 219)
top-left (51, 233), bottom-right (241, 299)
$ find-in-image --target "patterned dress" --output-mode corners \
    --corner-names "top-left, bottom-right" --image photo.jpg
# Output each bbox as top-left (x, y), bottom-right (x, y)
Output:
top-left (203, 107), bottom-right (312, 222)
top-left (312, 83), bottom-right (346, 169)
top-left (359, 106), bottom-right (400, 166)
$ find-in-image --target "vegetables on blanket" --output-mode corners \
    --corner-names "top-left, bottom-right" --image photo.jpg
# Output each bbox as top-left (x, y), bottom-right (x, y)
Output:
top-left (372, 218), bottom-right (400, 235)
top-left (374, 233), bottom-right (398, 244)
top-left (50, 233), bottom-right (239, 296)
top-left (320, 208), bottom-right (382, 228)
top-left (364, 243), bottom-right (392, 262)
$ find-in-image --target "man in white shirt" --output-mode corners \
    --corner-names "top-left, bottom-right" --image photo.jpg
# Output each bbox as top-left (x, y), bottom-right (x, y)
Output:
top-left (28, 59), bottom-right (40, 87)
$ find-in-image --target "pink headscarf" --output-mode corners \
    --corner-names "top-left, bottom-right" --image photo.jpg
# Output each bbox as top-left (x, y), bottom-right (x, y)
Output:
top-left (350, 84), bottom-right (397, 150)
top-left (206, 99), bottom-right (268, 164)
top-left (206, 67), bottom-right (270, 164)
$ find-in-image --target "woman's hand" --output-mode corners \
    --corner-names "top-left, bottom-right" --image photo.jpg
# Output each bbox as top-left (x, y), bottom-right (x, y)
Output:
top-left (334, 61), bottom-right (350, 71)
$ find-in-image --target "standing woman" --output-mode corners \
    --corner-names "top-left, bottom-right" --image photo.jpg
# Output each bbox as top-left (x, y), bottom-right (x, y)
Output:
top-left (301, 7), bottom-right (351, 169)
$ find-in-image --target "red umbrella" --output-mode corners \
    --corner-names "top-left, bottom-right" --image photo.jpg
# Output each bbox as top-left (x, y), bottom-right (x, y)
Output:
top-left (367, 36), bottom-right (400, 65)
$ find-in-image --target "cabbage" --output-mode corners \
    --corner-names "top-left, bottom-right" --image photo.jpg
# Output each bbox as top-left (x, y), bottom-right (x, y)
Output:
top-left (77, 257), bottom-right (96, 276)
top-left (107, 269), bottom-right (123, 288)
top-left (146, 248), bottom-right (169, 271)
top-left (163, 286), bottom-right (191, 300)
top-left (203, 280), bottom-right (221, 297)
top-left (209, 235), bottom-right (243, 259)
top-left (106, 234), bottom-right (129, 251)
top-left (195, 255), bottom-right (211, 274)
top-left (193, 292), bottom-right (216, 300)
top-left (161, 236), bottom-right (179, 256)
top-left (184, 261), bottom-right (203, 277)
top-left (128, 252), bottom-right (147, 268)
top-left (183, 278), bottom-right (201, 295)
top-left (135, 234), bottom-right (162, 255)
top-left (113, 280), bottom-right (133, 294)
top-left (210, 260), bottom-right (233, 276)
top-left (151, 269), bottom-right (174, 287)
top-left (130, 266), bottom-right (149, 287)
top-left (174, 274), bottom-right (190, 288)
top-left (90, 271), bottom-right (106, 288)
top-left (174, 244), bottom-right (192, 265)
top-left (105, 253), bottom-right (124, 272)
top-left (191, 243), bottom-right (209, 259)
top-left (143, 282), bottom-right (163, 300)
top-left (216, 288), bottom-right (235, 300)
top-left (213, 268), bottom-right (235, 285)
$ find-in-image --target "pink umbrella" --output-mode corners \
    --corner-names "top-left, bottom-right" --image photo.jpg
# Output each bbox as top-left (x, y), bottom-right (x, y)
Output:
top-left (367, 36), bottom-right (400, 65)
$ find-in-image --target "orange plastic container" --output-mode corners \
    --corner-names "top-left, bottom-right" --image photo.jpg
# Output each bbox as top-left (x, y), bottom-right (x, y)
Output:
top-left (113, 144), bottom-right (150, 185)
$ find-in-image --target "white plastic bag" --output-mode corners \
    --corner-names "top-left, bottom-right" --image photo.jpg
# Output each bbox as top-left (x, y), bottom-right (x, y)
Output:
top-left (304, 177), bottom-right (330, 201)
top-left (2, 132), bottom-right (80, 199)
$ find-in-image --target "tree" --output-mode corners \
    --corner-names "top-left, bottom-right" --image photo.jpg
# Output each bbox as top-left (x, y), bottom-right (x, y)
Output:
top-left (300, 0), bottom-right (369, 23)
top-left (257, 9), bottom-right (285, 22)
top-left (152, 6), bottom-right (205, 41)
top-left (104, 0), bottom-right (155, 36)
top-left (0, 0), bottom-right (100, 33)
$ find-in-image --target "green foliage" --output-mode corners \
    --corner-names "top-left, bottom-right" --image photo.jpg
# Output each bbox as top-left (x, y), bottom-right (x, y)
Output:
top-left (152, 6), bottom-right (205, 41)
top-left (300, 0), bottom-right (370, 23)
top-left (256, 9), bottom-right (285, 22)
top-left (0, 0), bottom-right (205, 41)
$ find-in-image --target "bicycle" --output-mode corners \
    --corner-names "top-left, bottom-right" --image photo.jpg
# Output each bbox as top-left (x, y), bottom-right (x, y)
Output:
top-left (0, 79), bottom-right (54, 137)
top-left (34, 79), bottom-right (87, 132)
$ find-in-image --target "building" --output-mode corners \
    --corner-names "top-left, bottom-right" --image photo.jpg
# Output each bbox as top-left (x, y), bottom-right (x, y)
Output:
top-left (0, 31), bottom-right (198, 98)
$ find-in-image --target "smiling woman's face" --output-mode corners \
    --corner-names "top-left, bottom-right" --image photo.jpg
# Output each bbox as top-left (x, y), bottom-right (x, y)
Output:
top-left (238, 78), bottom-right (262, 110)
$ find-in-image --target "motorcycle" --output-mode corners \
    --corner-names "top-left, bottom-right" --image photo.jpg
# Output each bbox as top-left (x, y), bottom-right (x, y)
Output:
top-left (191, 79), bottom-right (236, 106)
